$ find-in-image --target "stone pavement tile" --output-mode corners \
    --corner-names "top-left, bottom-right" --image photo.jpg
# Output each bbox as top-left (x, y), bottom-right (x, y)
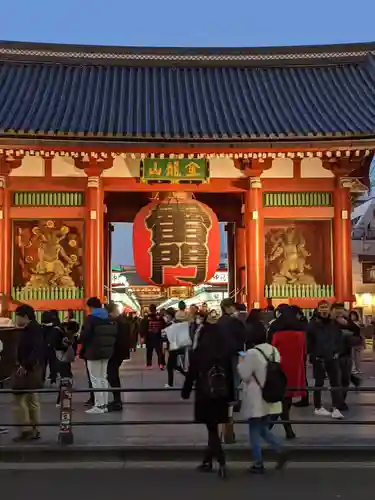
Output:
top-left (1, 352), bottom-right (375, 447)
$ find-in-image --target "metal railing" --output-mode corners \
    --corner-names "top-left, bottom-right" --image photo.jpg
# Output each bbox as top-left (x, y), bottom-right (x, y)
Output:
top-left (0, 384), bottom-right (373, 446)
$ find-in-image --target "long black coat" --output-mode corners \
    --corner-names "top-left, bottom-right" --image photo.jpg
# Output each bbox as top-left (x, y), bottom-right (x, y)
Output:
top-left (182, 324), bottom-right (233, 425)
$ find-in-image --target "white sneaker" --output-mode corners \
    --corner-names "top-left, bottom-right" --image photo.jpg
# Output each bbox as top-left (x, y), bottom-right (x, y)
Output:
top-left (164, 384), bottom-right (172, 389)
top-left (331, 408), bottom-right (344, 419)
top-left (85, 406), bottom-right (105, 415)
top-left (314, 407), bottom-right (331, 417)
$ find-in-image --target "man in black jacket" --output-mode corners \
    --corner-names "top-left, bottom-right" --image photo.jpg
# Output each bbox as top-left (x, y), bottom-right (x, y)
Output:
top-left (13, 304), bottom-right (44, 442)
top-left (307, 300), bottom-right (344, 419)
top-left (106, 303), bottom-right (131, 411)
top-left (80, 297), bottom-right (118, 414)
top-left (140, 304), bottom-right (165, 369)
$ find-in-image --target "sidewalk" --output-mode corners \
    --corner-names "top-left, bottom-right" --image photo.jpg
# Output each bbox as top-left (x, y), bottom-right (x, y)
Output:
top-left (0, 350), bottom-right (375, 461)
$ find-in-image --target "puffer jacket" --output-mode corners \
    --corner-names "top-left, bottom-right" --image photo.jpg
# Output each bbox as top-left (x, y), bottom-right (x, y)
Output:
top-left (307, 317), bottom-right (343, 360)
top-left (80, 308), bottom-right (118, 361)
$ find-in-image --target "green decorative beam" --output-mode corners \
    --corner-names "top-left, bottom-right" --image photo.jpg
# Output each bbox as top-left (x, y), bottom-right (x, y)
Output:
top-left (12, 287), bottom-right (84, 301)
top-left (263, 192), bottom-right (333, 207)
top-left (12, 191), bottom-right (85, 207)
top-left (264, 283), bottom-right (334, 299)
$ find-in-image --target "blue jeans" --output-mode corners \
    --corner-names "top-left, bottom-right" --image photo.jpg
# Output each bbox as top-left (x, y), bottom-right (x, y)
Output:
top-left (249, 416), bottom-right (281, 464)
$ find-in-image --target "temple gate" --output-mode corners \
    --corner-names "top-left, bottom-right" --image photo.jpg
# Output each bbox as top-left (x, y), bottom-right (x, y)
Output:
top-left (0, 40), bottom-right (373, 316)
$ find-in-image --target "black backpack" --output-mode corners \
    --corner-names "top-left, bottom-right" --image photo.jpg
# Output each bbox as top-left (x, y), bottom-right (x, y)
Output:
top-left (254, 347), bottom-right (287, 403)
top-left (204, 364), bottom-right (229, 399)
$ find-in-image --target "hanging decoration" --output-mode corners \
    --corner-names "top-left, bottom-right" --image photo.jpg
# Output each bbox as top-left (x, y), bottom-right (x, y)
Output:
top-left (133, 197), bottom-right (220, 287)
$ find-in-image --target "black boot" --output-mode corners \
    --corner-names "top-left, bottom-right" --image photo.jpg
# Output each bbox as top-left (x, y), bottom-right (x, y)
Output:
top-left (197, 460), bottom-right (213, 472)
top-left (294, 398), bottom-right (310, 408)
top-left (284, 425), bottom-right (296, 440)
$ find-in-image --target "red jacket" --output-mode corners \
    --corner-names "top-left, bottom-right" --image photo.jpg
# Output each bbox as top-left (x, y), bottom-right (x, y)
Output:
top-left (272, 328), bottom-right (306, 398)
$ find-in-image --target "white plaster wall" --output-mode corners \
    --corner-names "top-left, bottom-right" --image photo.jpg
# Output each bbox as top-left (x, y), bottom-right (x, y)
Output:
top-left (52, 157), bottom-right (86, 177)
top-left (102, 157), bottom-right (140, 177)
top-left (260, 158), bottom-right (293, 178)
top-left (209, 158), bottom-right (244, 178)
top-left (301, 158), bottom-right (334, 178)
top-left (9, 156), bottom-right (44, 177)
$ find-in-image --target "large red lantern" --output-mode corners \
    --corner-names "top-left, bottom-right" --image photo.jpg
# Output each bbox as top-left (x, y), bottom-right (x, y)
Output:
top-left (133, 198), bottom-right (220, 287)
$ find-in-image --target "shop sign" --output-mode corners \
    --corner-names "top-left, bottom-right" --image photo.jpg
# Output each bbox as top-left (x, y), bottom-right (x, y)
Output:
top-left (141, 159), bottom-right (208, 183)
top-left (207, 271), bottom-right (228, 285)
top-left (166, 287), bottom-right (194, 299)
top-left (111, 272), bottom-right (129, 287)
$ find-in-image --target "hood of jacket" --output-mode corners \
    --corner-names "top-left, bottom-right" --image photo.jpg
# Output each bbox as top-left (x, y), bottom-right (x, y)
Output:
top-left (91, 308), bottom-right (109, 320)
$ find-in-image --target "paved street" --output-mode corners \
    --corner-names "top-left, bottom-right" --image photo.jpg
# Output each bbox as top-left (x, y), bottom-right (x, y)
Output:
top-left (0, 466), bottom-right (373, 500)
top-left (1, 349), bottom-right (375, 447)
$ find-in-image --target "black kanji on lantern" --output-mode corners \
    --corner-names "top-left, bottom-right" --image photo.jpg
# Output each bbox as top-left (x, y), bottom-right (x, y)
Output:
top-left (145, 202), bottom-right (212, 285)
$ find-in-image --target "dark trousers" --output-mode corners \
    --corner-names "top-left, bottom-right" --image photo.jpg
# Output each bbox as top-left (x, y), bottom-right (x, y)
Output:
top-left (107, 357), bottom-right (123, 404)
top-left (85, 361), bottom-right (95, 403)
top-left (270, 397), bottom-right (294, 436)
top-left (43, 347), bottom-right (58, 383)
top-left (204, 422), bottom-right (225, 465)
top-left (146, 338), bottom-right (165, 367)
top-left (313, 358), bottom-right (341, 409)
top-left (300, 357), bottom-right (309, 403)
top-left (56, 361), bottom-right (73, 405)
top-left (339, 356), bottom-right (360, 403)
top-left (167, 349), bottom-right (186, 386)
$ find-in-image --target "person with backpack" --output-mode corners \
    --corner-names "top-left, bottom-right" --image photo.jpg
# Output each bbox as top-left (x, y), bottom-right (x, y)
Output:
top-left (238, 329), bottom-right (287, 474)
top-left (182, 313), bottom-right (232, 479)
top-left (80, 297), bottom-right (118, 414)
top-left (163, 308), bottom-right (191, 388)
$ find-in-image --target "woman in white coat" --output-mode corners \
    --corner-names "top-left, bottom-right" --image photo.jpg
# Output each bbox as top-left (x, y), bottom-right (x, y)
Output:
top-left (238, 330), bottom-right (287, 473)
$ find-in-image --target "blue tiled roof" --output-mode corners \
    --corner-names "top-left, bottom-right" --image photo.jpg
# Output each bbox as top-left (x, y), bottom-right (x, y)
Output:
top-left (0, 41), bottom-right (375, 141)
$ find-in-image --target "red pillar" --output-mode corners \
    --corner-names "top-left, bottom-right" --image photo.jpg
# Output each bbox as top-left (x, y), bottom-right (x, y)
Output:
top-left (84, 169), bottom-right (105, 301)
top-left (333, 179), bottom-right (353, 304)
top-left (244, 177), bottom-right (265, 310)
top-left (235, 226), bottom-right (246, 303)
top-left (0, 175), bottom-right (10, 301)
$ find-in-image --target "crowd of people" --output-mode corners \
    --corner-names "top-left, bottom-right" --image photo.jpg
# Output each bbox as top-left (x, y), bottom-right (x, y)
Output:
top-left (0, 297), bottom-right (365, 478)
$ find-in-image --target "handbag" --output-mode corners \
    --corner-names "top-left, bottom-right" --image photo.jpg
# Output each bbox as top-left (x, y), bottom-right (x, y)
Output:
top-left (56, 346), bottom-right (75, 363)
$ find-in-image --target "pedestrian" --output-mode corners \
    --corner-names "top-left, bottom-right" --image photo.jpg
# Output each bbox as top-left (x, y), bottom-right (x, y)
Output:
top-left (106, 303), bottom-right (131, 411)
top-left (140, 304), bottom-right (165, 369)
top-left (269, 305), bottom-right (306, 439)
top-left (188, 304), bottom-right (199, 341)
top-left (234, 303), bottom-right (248, 324)
top-left (12, 304), bottom-right (44, 442)
top-left (244, 309), bottom-right (266, 350)
top-left (175, 301), bottom-right (189, 322)
top-left (182, 312), bottom-right (231, 479)
top-left (163, 308), bottom-right (191, 388)
top-left (349, 310), bottom-right (364, 374)
top-left (0, 337), bottom-right (8, 435)
top-left (307, 300), bottom-right (343, 419)
top-left (41, 311), bottom-right (75, 407)
top-left (216, 298), bottom-right (246, 443)
top-left (238, 328), bottom-right (287, 474)
top-left (290, 305), bottom-right (310, 408)
top-left (41, 311), bottom-right (60, 386)
top-left (80, 297), bottom-right (118, 414)
top-left (331, 303), bottom-right (362, 411)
